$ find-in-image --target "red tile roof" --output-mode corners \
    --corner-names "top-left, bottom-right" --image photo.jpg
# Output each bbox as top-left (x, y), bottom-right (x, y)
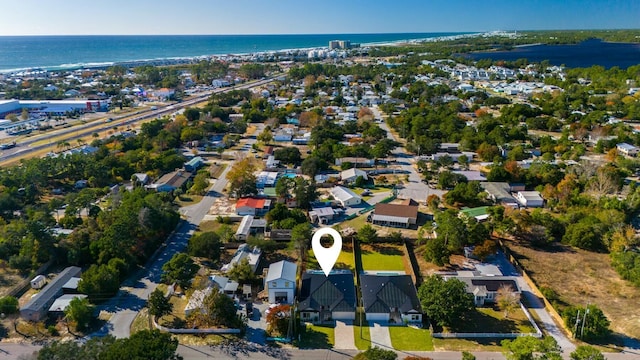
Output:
top-left (236, 198), bottom-right (266, 209)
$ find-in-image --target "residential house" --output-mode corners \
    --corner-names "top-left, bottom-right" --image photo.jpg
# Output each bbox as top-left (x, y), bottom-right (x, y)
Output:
top-left (445, 272), bottom-right (521, 306)
top-left (330, 186), bottom-right (362, 208)
top-left (340, 168), bottom-right (368, 184)
top-left (210, 275), bottom-right (239, 296)
top-left (20, 266), bottom-right (82, 321)
top-left (308, 207), bottom-right (336, 225)
top-left (617, 143), bottom-right (639, 157)
top-left (222, 244), bottom-right (262, 273)
top-left (264, 260), bottom-right (297, 304)
top-left (481, 182), bottom-right (519, 208)
top-left (184, 156), bottom-right (205, 172)
top-left (335, 157), bottom-right (375, 167)
top-left (370, 199), bottom-right (419, 228)
top-left (360, 274), bottom-right (422, 324)
top-left (459, 206), bottom-right (490, 222)
top-left (515, 191), bottom-right (544, 208)
top-left (452, 170), bottom-right (487, 182)
top-left (235, 215), bottom-right (267, 241)
top-left (132, 173), bottom-right (151, 186)
top-left (148, 170), bottom-right (192, 193)
top-left (235, 197), bottom-right (271, 216)
top-left (268, 229), bottom-right (292, 241)
top-left (48, 294), bottom-right (88, 317)
top-left (298, 270), bottom-right (356, 324)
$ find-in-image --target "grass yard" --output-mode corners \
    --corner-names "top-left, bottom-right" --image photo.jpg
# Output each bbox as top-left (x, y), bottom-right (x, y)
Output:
top-left (360, 244), bottom-right (406, 272)
top-left (131, 308), bottom-right (152, 334)
top-left (432, 338), bottom-right (503, 352)
top-left (298, 324), bottom-right (335, 349)
top-left (388, 326), bottom-right (434, 351)
top-left (507, 241), bottom-right (640, 341)
top-left (209, 163), bottom-right (227, 179)
top-left (341, 215), bottom-right (368, 230)
top-left (353, 324), bottom-right (372, 350)
top-left (195, 220), bottom-right (238, 236)
top-left (174, 194), bottom-right (203, 207)
top-left (308, 247), bottom-right (355, 271)
top-left (446, 306), bottom-right (535, 334)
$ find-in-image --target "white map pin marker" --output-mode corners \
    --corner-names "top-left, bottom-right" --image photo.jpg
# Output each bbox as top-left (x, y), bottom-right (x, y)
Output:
top-left (311, 227), bottom-right (343, 277)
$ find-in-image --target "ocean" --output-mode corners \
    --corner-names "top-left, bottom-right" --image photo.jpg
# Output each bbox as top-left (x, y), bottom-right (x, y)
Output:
top-left (466, 39), bottom-right (640, 69)
top-left (0, 33), bottom-right (468, 73)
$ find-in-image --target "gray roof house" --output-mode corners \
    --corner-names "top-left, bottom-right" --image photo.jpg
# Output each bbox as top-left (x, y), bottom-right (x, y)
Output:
top-left (298, 270), bottom-right (356, 324)
top-left (481, 182), bottom-right (519, 208)
top-left (265, 260), bottom-right (297, 304)
top-left (20, 266), bottom-right (82, 322)
top-left (360, 274), bottom-right (422, 324)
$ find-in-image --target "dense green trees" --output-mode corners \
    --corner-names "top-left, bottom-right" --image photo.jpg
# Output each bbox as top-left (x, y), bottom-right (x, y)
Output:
top-left (418, 275), bottom-right (474, 328)
top-left (148, 288), bottom-right (173, 319)
top-left (562, 305), bottom-right (611, 340)
top-left (357, 224), bottom-right (378, 243)
top-left (64, 296), bottom-right (94, 331)
top-left (0, 296), bottom-right (18, 314)
top-left (227, 258), bottom-right (256, 284)
top-left (501, 336), bottom-right (562, 360)
top-left (161, 253), bottom-right (200, 290)
top-left (38, 330), bottom-right (181, 360)
top-left (353, 346), bottom-right (397, 360)
top-left (187, 231), bottom-right (222, 262)
top-left (570, 345), bottom-right (605, 360)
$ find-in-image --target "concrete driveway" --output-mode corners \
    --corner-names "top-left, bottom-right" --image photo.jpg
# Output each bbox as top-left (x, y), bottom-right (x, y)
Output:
top-left (369, 322), bottom-right (393, 350)
top-left (334, 320), bottom-right (356, 350)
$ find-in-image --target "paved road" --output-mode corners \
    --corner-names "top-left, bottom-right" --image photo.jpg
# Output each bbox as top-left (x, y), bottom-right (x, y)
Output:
top-left (492, 252), bottom-right (576, 353)
top-left (0, 77), bottom-right (277, 164)
top-left (372, 106), bottom-right (446, 204)
top-left (93, 164), bottom-right (232, 339)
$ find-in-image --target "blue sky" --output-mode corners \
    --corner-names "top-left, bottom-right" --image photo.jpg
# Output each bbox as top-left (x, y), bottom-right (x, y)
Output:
top-left (0, 0), bottom-right (638, 35)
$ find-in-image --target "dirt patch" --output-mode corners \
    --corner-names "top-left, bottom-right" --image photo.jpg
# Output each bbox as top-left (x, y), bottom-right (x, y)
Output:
top-left (507, 241), bottom-right (640, 340)
top-left (413, 245), bottom-right (466, 275)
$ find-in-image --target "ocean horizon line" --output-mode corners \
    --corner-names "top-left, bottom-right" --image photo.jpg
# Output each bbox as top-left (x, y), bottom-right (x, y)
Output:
top-left (0, 32), bottom-right (485, 74)
top-left (0, 31), bottom-right (478, 38)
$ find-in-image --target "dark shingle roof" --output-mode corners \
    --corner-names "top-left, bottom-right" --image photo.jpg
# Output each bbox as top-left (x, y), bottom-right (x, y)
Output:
top-left (470, 278), bottom-right (518, 292)
top-left (299, 271), bottom-right (356, 313)
top-left (360, 274), bottom-right (422, 314)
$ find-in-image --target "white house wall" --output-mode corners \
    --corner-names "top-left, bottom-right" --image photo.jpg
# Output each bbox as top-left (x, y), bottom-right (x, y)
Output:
top-left (366, 313), bottom-right (390, 322)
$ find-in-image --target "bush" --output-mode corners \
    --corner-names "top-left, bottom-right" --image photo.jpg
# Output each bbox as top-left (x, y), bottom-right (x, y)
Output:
top-left (462, 351), bottom-right (476, 360)
top-left (353, 346), bottom-right (397, 360)
top-left (0, 296), bottom-right (19, 314)
top-left (48, 325), bottom-right (59, 336)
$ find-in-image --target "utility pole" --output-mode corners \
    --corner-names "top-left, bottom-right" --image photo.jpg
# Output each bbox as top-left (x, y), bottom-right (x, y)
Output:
top-left (573, 309), bottom-right (581, 338)
top-left (581, 305), bottom-right (590, 339)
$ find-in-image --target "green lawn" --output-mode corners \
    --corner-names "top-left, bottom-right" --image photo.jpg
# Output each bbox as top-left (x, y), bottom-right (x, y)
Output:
top-left (353, 324), bottom-right (372, 350)
top-left (432, 338), bottom-right (503, 352)
top-left (360, 245), bottom-right (405, 272)
top-left (174, 194), bottom-right (203, 207)
top-left (298, 324), bottom-right (335, 349)
top-left (307, 249), bottom-right (355, 271)
top-left (341, 215), bottom-right (368, 230)
top-left (195, 220), bottom-right (238, 236)
top-left (388, 326), bottom-right (434, 351)
top-left (446, 306), bottom-right (536, 334)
